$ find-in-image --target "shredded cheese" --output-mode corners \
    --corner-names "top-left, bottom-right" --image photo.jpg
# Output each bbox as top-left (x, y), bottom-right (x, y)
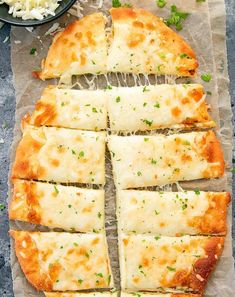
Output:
top-left (0, 0), bottom-right (61, 20)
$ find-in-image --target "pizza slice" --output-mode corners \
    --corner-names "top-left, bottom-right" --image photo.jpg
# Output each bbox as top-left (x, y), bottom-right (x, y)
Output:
top-left (107, 8), bottom-right (198, 76)
top-left (121, 293), bottom-right (201, 297)
top-left (108, 131), bottom-right (224, 189)
top-left (119, 233), bottom-right (224, 293)
top-left (10, 231), bottom-right (113, 291)
top-left (107, 84), bottom-right (215, 131)
top-left (33, 13), bottom-right (108, 81)
top-left (9, 179), bottom-right (105, 232)
top-left (44, 293), bottom-right (117, 297)
top-left (117, 190), bottom-right (230, 236)
top-left (12, 125), bottom-right (106, 184)
top-left (25, 86), bottom-right (108, 131)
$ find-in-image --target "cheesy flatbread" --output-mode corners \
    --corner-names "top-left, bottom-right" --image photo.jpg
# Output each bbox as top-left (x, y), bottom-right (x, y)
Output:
top-left (10, 231), bottom-right (113, 291)
top-left (117, 190), bottom-right (230, 236)
top-left (34, 13), bottom-right (107, 81)
top-left (9, 179), bottom-right (105, 232)
top-left (121, 293), bottom-right (201, 297)
top-left (107, 8), bottom-right (198, 76)
top-left (12, 125), bottom-right (106, 184)
top-left (119, 234), bottom-right (224, 293)
top-left (44, 293), bottom-right (117, 297)
top-left (108, 131), bottom-right (224, 189)
top-left (107, 84), bottom-right (215, 132)
top-left (25, 86), bottom-right (108, 131)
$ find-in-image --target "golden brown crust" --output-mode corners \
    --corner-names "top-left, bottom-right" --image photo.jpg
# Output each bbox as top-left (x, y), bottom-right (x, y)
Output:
top-left (11, 129), bottom-right (45, 180)
top-left (110, 8), bottom-right (198, 76)
top-left (10, 230), bottom-right (52, 291)
top-left (34, 13), bottom-right (106, 80)
top-left (195, 131), bottom-right (225, 178)
top-left (9, 179), bottom-right (42, 224)
top-left (188, 192), bottom-right (230, 235)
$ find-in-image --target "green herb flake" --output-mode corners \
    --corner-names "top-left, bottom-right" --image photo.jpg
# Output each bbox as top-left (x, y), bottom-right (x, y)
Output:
top-left (98, 212), bottom-right (102, 218)
top-left (154, 102), bottom-right (160, 108)
top-left (167, 266), bottom-right (176, 272)
top-left (79, 151), bottom-right (84, 157)
top-left (0, 204), bottom-right (5, 211)
top-left (144, 138), bottom-right (149, 142)
top-left (201, 73), bottom-right (212, 82)
top-left (165, 5), bottom-right (189, 31)
top-left (105, 85), bottom-right (112, 90)
top-left (96, 273), bottom-right (104, 278)
top-left (68, 204), bottom-right (72, 208)
top-left (73, 242), bottom-right (78, 246)
top-left (92, 107), bottom-right (98, 113)
top-left (112, 0), bottom-right (121, 7)
top-left (71, 149), bottom-right (76, 155)
top-left (107, 274), bottom-right (112, 285)
top-left (137, 171), bottom-right (142, 176)
top-left (151, 159), bottom-right (157, 165)
top-left (78, 279), bottom-right (83, 284)
top-left (142, 119), bottom-right (153, 126)
top-left (116, 96), bottom-right (121, 103)
top-left (157, 0), bottom-right (167, 8)
top-left (54, 185), bottom-right (59, 195)
top-left (30, 48), bottom-right (37, 55)
top-left (154, 210), bottom-right (160, 215)
top-left (194, 189), bottom-right (200, 195)
top-left (85, 252), bottom-right (90, 258)
top-left (180, 53), bottom-right (191, 59)
top-left (154, 236), bottom-right (161, 240)
top-left (206, 91), bottom-right (212, 95)
top-left (143, 86), bottom-right (150, 92)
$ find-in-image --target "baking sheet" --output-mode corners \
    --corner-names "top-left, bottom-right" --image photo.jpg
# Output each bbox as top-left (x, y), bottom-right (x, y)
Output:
top-left (8, 0), bottom-right (235, 296)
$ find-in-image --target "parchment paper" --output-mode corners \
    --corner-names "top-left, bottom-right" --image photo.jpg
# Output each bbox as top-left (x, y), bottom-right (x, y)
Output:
top-left (8, 0), bottom-right (235, 296)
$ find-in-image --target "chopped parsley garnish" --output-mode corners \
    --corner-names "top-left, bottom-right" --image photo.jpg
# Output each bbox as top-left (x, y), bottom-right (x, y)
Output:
top-left (137, 171), bottom-right (142, 176)
top-left (154, 102), bottom-right (160, 108)
top-left (183, 140), bottom-right (190, 145)
top-left (194, 189), bottom-right (200, 195)
top-left (107, 274), bottom-right (112, 285)
top-left (151, 159), bottom-right (157, 165)
top-left (92, 60), bottom-right (96, 65)
top-left (165, 5), bottom-right (189, 31)
top-left (206, 91), bottom-right (212, 95)
top-left (167, 266), bottom-right (176, 271)
top-left (85, 252), bottom-right (90, 258)
top-left (143, 102), bottom-right (147, 107)
top-left (155, 210), bottom-right (160, 215)
top-left (116, 96), bottom-right (121, 103)
top-left (156, 0), bottom-right (167, 8)
top-left (98, 212), bottom-right (102, 218)
top-left (54, 185), bottom-right (59, 195)
top-left (112, 0), bottom-right (121, 7)
top-left (78, 279), bottom-right (83, 284)
top-left (96, 273), bottom-right (104, 278)
top-left (201, 73), bottom-right (212, 82)
top-left (68, 204), bottom-right (72, 208)
top-left (143, 86), bottom-right (150, 92)
top-left (71, 149), bottom-right (76, 155)
top-left (30, 48), bottom-right (37, 55)
top-left (0, 204), bottom-right (5, 211)
top-left (154, 236), bottom-right (161, 240)
top-left (79, 151), bottom-right (84, 157)
top-left (105, 85), bottom-right (112, 90)
top-left (73, 242), bottom-right (78, 246)
top-left (142, 119), bottom-right (153, 126)
top-left (92, 107), bottom-right (98, 113)
top-left (196, 0), bottom-right (206, 2)
top-left (144, 138), bottom-right (149, 142)
top-left (180, 53), bottom-right (191, 59)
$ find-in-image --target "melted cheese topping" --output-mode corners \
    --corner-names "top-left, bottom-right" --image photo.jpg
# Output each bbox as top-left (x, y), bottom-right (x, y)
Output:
top-left (10, 179), bottom-right (105, 232)
top-left (119, 234), bottom-right (222, 291)
top-left (107, 84), bottom-right (215, 131)
top-left (12, 125), bottom-right (106, 184)
top-left (108, 131), bottom-right (224, 189)
top-left (45, 293), bottom-right (117, 297)
top-left (117, 190), bottom-right (229, 235)
top-left (121, 292), bottom-right (199, 297)
top-left (36, 13), bottom-right (108, 81)
top-left (29, 86), bottom-right (108, 131)
top-left (13, 231), bottom-right (113, 291)
top-left (107, 8), bottom-right (198, 76)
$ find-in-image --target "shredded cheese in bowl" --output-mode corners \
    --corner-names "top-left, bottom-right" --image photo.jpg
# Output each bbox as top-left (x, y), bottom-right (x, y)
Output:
top-left (0, 0), bottom-right (61, 20)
